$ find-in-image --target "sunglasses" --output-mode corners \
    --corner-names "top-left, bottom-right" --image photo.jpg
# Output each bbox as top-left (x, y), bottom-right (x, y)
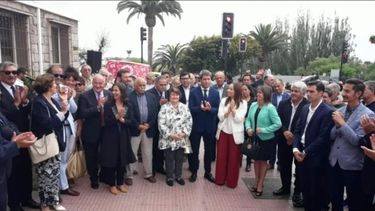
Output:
top-left (2, 70), bottom-right (18, 76)
top-left (54, 74), bottom-right (65, 78)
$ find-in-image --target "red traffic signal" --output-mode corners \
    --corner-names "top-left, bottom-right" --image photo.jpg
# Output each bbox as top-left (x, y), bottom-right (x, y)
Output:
top-left (222, 13), bottom-right (234, 39)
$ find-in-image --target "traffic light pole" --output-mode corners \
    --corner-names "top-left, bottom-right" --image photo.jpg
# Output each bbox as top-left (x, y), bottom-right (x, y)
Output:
top-left (222, 39), bottom-right (228, 77)
top-left (141, 40), bottom-right (144, 63)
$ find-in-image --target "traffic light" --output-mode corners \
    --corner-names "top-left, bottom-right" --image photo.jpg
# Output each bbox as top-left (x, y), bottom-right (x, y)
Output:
top-left (341, 41), bottom-right (349, 64)
top-left (222, 13), bottom-right (234, 39)
top-left (140, 27), bottom-right (147, 41)
top-left (239, 37), bottom-right (247, 52)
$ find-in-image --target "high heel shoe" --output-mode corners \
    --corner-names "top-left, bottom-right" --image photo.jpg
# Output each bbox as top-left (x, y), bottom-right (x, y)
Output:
top-left (117, 185), bottom-right (128, 193)
top-left (110, 186), bottom-right (119, 195)
top-left (250, 187), bottom-right (257, 192)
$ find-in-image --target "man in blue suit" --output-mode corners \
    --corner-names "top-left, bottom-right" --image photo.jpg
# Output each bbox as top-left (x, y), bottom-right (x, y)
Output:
top-left (293, 81), bottom-right (334, 211)
top-left (329, 79), bottom-right (375, 211)
top-left (0, 131), bottom-right (35, 211)
top-left (188, 70), bottom-right (220, 183)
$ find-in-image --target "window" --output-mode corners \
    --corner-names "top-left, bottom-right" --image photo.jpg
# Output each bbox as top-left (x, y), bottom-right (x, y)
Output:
top-left (50, 23), bottom-right (69, 67)
top-left (0, 9), bottom-right (28, 67)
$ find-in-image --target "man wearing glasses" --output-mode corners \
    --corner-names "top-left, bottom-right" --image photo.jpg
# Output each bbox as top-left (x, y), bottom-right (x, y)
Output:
top-left (0, 61), bottom-right (39, 210)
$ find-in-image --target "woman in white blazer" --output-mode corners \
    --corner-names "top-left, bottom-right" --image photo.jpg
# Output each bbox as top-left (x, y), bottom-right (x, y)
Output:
top-left (215, 82), bottom-right (248, 188)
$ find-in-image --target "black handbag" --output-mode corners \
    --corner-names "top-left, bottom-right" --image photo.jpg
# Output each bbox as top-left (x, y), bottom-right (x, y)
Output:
top-left (241, 136), bottom-right (260, 159)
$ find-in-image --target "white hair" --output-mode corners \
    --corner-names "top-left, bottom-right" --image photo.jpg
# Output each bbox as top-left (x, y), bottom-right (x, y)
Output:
top-left (292, 81), bottom-right (307, 93)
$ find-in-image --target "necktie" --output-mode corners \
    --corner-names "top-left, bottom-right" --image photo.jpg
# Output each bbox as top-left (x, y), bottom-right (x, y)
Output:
top-left (11, 86), bottom-right (16, 98)
top-left (97, 92), bottom-right (105, 127)
top-left (203, 89), bottom-right (208, 99)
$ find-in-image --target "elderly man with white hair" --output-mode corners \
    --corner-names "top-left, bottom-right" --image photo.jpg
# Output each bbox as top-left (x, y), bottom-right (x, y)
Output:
top-left (211, 71), bottom-right (228, 99)
top-left (273, 81), bottom-right (308, 208)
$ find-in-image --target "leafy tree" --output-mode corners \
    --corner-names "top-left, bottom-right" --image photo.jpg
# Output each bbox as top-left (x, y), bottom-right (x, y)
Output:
top-left (249, 23), bottom-right (288, 69)
top-left (152, 43), bottom-right (187, 74)
top-left (97, 31), bottom-right (110, 53)
top-left (117, 0), bottom-right (183, 66)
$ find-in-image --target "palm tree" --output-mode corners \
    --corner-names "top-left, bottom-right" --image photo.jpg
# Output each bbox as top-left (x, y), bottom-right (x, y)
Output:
top-left (152, 43), bottom-right (187, 73)
top-left (117, 0), bottom-right (183, 66)
top-left (249, 24), bottom-right (288, 68)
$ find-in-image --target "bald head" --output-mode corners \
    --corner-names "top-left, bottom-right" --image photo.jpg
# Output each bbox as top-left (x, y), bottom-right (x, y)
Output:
top-left (215, 71), bottom-right (225, 87)
top-left (135, 77), bottom-right (146, 94)
top-left (92, 74), bottom-right (105, 92)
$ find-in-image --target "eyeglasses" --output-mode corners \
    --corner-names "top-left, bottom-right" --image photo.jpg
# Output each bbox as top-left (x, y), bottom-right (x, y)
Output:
top-left (53, 74), bottom-right (64, 78)
top-left (180, 77), bottom-right (189, 80)
top-left (2, 70), bottom-right (18, 76)
top-left (75, 83), bottom-right (83, 87)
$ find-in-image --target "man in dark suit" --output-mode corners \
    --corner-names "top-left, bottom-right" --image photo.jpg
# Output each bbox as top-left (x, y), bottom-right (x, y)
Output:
top-left (269, 79), bottom-right (290, 170)
top-left (0, 62), bottom-right (39, 210)
top-left (211, 71), bottom-right (228, 100)
top-left (273, 81), bottom-right (308, 208)
top-left (146, 76), bottom-right (168, 175)
top-left (77, 74), bottom-right (111, 189)
top-left (178, 72), bottom-right (191, 105)
top-left (126, 78), bottom-right (159, 184)
top-left (188, 70), bottom-right (220, 183)
top-left (0, 131), bottom-right (36, 211)
top-left (293, 81), bottom-right (334, 211)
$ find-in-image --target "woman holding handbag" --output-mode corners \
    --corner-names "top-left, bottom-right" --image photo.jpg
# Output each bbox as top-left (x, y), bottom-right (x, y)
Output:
top-left (31, 73), bottom-right (68, 211)
top-left (215, 83), bottom-right (248, 188)
top-left (245, 85), bottom-right (281, 196)
top-left (99, 83), bottom-right (136, 195)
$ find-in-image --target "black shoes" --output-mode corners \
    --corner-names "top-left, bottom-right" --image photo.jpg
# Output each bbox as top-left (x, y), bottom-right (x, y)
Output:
top-left (273, 187), bottom-right (291, 196)
top-left (204, 173), bottom-right (215, 183)
top-left (292, 192), bottom-right (304, 207)
top-left (91, 182), bottom-right (99, 189)
top-left (189, 173), bottom-right (197, 183)
top-left (176, 178), bottom-right (185, 186)
top-left (166, 179), bottom-right (174, 186)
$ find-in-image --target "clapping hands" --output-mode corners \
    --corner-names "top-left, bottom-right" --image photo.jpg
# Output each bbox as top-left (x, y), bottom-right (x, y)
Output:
top-left (361, 134), bottom-right (375, 161)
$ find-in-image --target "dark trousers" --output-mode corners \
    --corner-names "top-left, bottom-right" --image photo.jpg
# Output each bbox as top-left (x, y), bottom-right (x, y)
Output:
top-left (83, 142), bottom-right (100, 184)
top-left (331, 163), bottom-right (366, 211)
top-left (100, 166), bottom-right (125, 186)
top-left (152, 132), bottom-right (165, 173)
top-left (7, 149), bottom-right (33, 206)
top-left (188, 130), bottom-right (216, 174)
top-left (215, 131), bottom-right (240, 188)
top-left (269, 141), bottom-right (277, 166)
top-left (278, 139), bottom-right (301, 193)
top-left (0, 181), bottom-right (7, 211)
top-left (164, 148), bottom-right (184, 179)
top-left (299, 159), bottom-right (330, 211)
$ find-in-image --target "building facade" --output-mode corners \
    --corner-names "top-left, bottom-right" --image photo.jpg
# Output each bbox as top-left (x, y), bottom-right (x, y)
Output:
top-left (0, 1), bottom-right (79, 76)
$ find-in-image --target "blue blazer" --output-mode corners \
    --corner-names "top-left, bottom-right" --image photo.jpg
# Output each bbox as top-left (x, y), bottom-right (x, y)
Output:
top-left (277, 97), bottom-right (308, 137)
top-left (128, 90), bottom-right (159, 138)
top-left (293, 102), bottom-right (334, 167)
top-left (271, 92), bottom-right (290, 108)
top-left (188, 86), bottom-right (220, 133)
top-left (329, 103), bottom-right (375, 170)
top-left (31, 94), bottom-right (66, 151)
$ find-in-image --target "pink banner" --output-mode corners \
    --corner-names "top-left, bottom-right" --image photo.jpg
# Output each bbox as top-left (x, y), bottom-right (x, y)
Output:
top-left (105, 60), bottom-right (151, 78)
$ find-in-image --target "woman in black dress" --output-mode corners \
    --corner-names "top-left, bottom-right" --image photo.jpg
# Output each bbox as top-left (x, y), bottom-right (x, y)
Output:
top-left (100, 83), bottom-right (136, 195)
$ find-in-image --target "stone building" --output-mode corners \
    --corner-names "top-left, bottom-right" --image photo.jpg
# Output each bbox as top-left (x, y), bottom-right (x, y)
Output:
top-left (0, 1), bottom-right (79, 76)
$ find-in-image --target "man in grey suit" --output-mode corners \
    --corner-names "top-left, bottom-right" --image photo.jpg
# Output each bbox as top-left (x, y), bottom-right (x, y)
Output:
top-left (329, 79), bottom-right (375, 211)
top-left (211, 71), bottom-right (228, 100)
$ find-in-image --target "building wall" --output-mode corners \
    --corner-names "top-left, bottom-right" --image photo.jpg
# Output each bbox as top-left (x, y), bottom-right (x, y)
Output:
top-left (0, 1), bottom-right (79, 77)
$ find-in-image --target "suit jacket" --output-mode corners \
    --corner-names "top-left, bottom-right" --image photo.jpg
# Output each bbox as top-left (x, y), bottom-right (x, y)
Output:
top-left (146, 87), bottom-right (170, 111)
top-left (188, 86), bottom-right (220, 134)
top-left (0, 134), bottom-right (19, 198)
top-left (53, 94), bottom-right (77, 136)
top-left (128, 90), bottom-right (158, 138)
top-left (178, 85), bottom-right (191, 105)
top-left (329, 103), bottom-right (375, 170)
top-left (271, 92), bottom-right (290, 108)
top-left (293, 102), bottom-right (334, 167)
top-left (77, 89), bottom-right (112, 144)
top-left (277, 97), bottom-right (308, 137)
top-left (0, 83), bottom-right (31, 132)
top-left (211, 84), bottom-right (228, 99)
top-left (245, 102), bottom-right (281, 141)
top-left (31, 94), bottom-right (66, 151)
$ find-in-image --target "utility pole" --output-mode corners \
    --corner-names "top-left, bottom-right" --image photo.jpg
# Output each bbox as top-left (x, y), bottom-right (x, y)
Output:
top-left (140, 27), bottom-right (147, 63)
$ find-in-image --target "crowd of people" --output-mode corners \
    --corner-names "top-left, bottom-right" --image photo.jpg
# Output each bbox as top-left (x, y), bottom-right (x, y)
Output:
top-left (0, 61), bottom-right (375, 211)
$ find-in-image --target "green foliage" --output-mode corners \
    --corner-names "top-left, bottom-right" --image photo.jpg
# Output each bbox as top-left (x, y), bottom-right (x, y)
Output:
top-left (152, 43), bottom-right (187, 74)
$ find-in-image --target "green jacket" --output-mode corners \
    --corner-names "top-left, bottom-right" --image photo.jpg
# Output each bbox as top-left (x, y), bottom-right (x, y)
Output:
top-left (245, 102), bottom-right (281, 141)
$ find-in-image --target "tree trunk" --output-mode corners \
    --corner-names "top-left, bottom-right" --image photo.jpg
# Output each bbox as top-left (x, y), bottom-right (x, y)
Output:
top-left (148, 26), bottom-right (153, 67)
